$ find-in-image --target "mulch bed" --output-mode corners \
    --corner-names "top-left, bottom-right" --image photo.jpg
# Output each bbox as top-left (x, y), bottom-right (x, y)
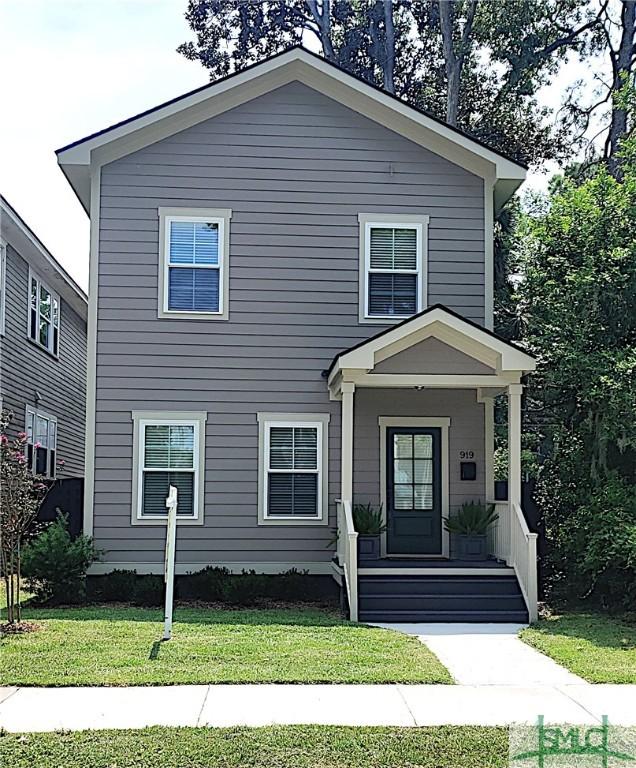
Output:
top-left (0, 621), bottom-right (42, 635)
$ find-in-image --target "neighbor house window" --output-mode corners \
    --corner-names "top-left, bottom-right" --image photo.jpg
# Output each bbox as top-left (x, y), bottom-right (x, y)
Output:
top-left (28, 269), bottom-right (60, 355)
top-left (25, 406), bottom-right (57, 478)
top-left (257, 413), bottom-right (330, 525)
top-left (158, 208), bottom-right (231, 320)
top-left (132, 411), bottom-right (207, 524)
top-left (358, 215), bottom-right (428, 322)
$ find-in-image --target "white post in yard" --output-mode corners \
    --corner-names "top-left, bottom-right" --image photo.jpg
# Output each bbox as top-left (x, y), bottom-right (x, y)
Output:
top-left (163, 485), bottom-right (178, 641)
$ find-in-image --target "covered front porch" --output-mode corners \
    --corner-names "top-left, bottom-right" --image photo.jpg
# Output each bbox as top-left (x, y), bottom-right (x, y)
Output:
top-left (327, 306), bottom-right (538, 623)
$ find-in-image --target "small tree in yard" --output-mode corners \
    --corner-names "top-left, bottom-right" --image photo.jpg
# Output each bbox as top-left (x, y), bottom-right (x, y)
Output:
top-left (0, 410), bottom-right (48, 625)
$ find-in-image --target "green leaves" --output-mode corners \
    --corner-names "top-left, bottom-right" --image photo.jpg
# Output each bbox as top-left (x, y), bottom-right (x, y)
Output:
top-left (444, 501), bottom-right (498, 535)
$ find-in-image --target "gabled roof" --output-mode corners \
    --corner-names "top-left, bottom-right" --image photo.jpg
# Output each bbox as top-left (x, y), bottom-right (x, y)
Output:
top-left (56, 46), bottom-right (526, 212)
top-left (327, 304), bottom-right (535, 384)
top-left (0, 195), bottom-right (88, 320)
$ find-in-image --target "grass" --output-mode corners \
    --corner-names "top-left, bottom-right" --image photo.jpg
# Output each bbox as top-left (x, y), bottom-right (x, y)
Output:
top-left (0, 725), bottom-right (508, 767)
top-left (0, 603), bottom-right (452, 686)
top-left (520, 612), bottom-right (636, 683)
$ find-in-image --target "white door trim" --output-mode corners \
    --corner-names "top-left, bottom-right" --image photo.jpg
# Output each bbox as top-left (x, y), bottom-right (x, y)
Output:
top-left (378, 416), bottom-right (450, 559)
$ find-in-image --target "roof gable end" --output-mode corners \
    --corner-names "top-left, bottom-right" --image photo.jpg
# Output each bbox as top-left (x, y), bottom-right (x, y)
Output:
top-left (56, 47), bottom-right (526, 212)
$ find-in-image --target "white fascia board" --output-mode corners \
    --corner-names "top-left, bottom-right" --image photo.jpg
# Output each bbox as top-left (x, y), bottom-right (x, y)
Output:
top-left (331, 307), bottom-right (535, 382)
top-left (57, 48), bottom-right (526, 211)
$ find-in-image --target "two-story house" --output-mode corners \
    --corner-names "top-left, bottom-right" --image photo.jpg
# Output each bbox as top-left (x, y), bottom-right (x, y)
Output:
top-left (56, 47), bottom-right (537, 622)
top-left (0, 196), bottom-right (87, 482)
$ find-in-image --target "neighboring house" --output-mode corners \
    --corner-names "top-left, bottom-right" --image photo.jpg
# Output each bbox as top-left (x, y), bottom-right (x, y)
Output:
top-left (0, 196), bottom-right (88, 480)
top-left (56, 47), bottom-right (538, 622)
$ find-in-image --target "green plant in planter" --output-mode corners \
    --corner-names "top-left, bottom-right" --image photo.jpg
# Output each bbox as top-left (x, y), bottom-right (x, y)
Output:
top-left (444, 501), bottom-right (498, 535)
top-left (353, 503), bottom-right (386, 534)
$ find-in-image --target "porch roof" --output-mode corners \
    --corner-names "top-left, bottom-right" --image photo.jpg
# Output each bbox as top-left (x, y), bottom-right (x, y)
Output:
top-left (327, 304), bottom-right (536, 396)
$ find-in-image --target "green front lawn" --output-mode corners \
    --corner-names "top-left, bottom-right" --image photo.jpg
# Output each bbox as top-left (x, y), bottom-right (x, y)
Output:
top-left (0, 725), bottom-right (508, 768)
top-left (520, 613), bottom-right (636, 683)
top-left (0, 604), bottom-right (452, 686)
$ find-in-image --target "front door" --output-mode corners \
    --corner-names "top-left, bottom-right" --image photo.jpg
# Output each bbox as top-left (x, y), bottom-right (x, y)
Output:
top-left (386, 427), bottom-right (442, 555)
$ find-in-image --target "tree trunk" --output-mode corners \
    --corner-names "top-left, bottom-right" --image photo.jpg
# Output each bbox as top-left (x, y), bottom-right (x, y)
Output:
top-left (383, 0), bottom-right (395, 94)
top-left (438, 0), bottom-right (478, 126)
top-left (608, 0), bottom-right (636, 176)
top-left (307, 0), bottom-right (335, 62)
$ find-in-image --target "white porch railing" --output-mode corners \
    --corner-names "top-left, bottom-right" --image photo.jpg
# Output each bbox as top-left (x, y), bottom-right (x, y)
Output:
top-left (336, 499), bottom-right (358, 622)
top-left (509, 501), bottom-right (538, 623)
top-left (488, 500), bottom-right (511, 563)
top-left (488, 500), bottom-right (538, 622)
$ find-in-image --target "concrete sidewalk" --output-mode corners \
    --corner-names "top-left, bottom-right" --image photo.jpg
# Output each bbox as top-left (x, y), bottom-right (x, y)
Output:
top-left (1, 683), bottom-right (635, 732)
top-left (374, 623), bottom-right (586, 686)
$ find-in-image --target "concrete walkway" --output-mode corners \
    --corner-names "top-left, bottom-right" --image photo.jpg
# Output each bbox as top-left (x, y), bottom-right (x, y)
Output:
top-left (1, 683), bottom-right (636, 732)
top-left (373, 623), bottom-right (586, 686)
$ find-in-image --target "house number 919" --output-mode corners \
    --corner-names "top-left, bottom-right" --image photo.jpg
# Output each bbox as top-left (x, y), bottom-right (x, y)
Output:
top-left (459, 450), bottom-right (474, 459)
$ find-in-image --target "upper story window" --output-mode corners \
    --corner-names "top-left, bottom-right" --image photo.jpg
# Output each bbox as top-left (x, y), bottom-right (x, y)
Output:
top-left (358, 214), bottom-right (429, 323)
top-left (257, 413), bottom-right (330, 526)
top-left (131, 411), bottom-right (207, 525)
top-left (158, 208), bottom-right (231, 320)
top-left (28, 269), bottom-right (60, 356)
top-left (26, 406), bottom-right (57, 478)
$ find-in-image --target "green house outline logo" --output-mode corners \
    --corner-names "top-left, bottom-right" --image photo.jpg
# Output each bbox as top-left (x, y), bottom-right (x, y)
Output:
top-left (512, 716), bottom-right (636, 767)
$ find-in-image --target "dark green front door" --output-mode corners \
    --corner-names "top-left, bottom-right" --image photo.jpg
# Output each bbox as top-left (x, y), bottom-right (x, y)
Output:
top-left (386, 427), bottom-right (442, 555)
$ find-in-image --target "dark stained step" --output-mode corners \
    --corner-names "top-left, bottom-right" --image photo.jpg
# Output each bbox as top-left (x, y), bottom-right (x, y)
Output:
top-left (356, 572), bottom-right (529, 623)
top-left (358, 575), bottom-right (521, 597)
top-left (359, 609), bottom-right (530, 623)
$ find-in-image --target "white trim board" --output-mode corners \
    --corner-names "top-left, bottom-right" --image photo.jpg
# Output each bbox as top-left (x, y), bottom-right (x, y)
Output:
top-left (88, 561), bottom-right (335, 576)
top-left (378, 416), bottom-right (450, 559)
top-left (57, 48), bottom-right (525, 212)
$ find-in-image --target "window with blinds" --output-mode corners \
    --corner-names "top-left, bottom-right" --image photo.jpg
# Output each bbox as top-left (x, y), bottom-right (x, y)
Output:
top-left (28, 270), bottom-right (60, 355)
top-left (25, 406), bottom-right (57, 478)
top-left (265, 424), bottom-right (321, 518)
top-left (365, 224), bottom-right (421, 318)
top-left (140, 422), bottom-right (197, 518)
top-left (165, 218), bottom-right (223, 313)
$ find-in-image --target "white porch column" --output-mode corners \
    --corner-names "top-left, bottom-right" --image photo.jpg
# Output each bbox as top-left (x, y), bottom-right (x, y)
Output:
top-left (508, 383), bottom-right (523, 510)
top-left (341, 381), bottom-right (355, 503)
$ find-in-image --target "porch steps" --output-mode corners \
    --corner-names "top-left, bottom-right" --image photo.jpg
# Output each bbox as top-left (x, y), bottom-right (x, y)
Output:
top-left (357, 574), bottom-right (528, 623)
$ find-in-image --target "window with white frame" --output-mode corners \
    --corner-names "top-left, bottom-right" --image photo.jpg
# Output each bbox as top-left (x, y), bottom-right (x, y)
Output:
top-left (159, 209), bottom-right (231, 318)
top-left (361, 218), bottom-right (426, 320)
top-left (258, 414), bottom-right (329, 523)
top-left (133, 413), bottom-right (206, 522)
top-left (25, 406), bottom-right (57, 478)
top-left (28, 269), bottom-right (60, 355)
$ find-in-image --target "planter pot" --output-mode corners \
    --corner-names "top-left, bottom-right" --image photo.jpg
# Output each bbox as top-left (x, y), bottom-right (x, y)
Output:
top-left (494, 480), bottom-right (508, 501)
top-left (456, 533), bottom-right (489, 561)
top-left (357, 534), bottom-right (381, 562)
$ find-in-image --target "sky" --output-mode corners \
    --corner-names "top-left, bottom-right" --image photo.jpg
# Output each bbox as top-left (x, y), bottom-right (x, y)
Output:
top-left (0, 1), bottom-right (600, 291)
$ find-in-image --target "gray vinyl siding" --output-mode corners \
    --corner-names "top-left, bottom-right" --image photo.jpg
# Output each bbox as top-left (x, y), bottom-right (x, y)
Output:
top-left (373, 337), bottom-right (494, 374)
top-left (94, 81), bottom-right (486, 568)
top-left (353, 388), bottom-right (486, 512)
top-left (0, 244), bottom-right (87, 477)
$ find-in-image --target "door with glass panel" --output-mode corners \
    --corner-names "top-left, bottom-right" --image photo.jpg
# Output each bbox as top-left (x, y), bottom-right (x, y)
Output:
top-left (386, 427), bottom-right (442, 555)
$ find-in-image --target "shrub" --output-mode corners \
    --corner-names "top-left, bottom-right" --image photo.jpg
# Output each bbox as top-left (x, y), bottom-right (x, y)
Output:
top-left (352, 503), bottom-right (386, 534)
top-left (22, 512), bottom-right (99, 604)
top-left (87, 569), bottom-right (139, 602)
top-left (132, 575), bottom-right (164, 607)
top-left (444, 501), bottom-right (498, 535)
top-left (222, 570), bottom-right (262, 605)
top-left (176, 566), bottom-right (230, 601)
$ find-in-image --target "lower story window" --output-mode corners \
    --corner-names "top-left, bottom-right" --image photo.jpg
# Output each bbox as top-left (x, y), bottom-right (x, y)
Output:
top-left (132, 411), bottom-right (207, 523)
top-left (258, 413), bottom-right (330, 525)
top-left (26, 406), bottom-right (57, 478)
